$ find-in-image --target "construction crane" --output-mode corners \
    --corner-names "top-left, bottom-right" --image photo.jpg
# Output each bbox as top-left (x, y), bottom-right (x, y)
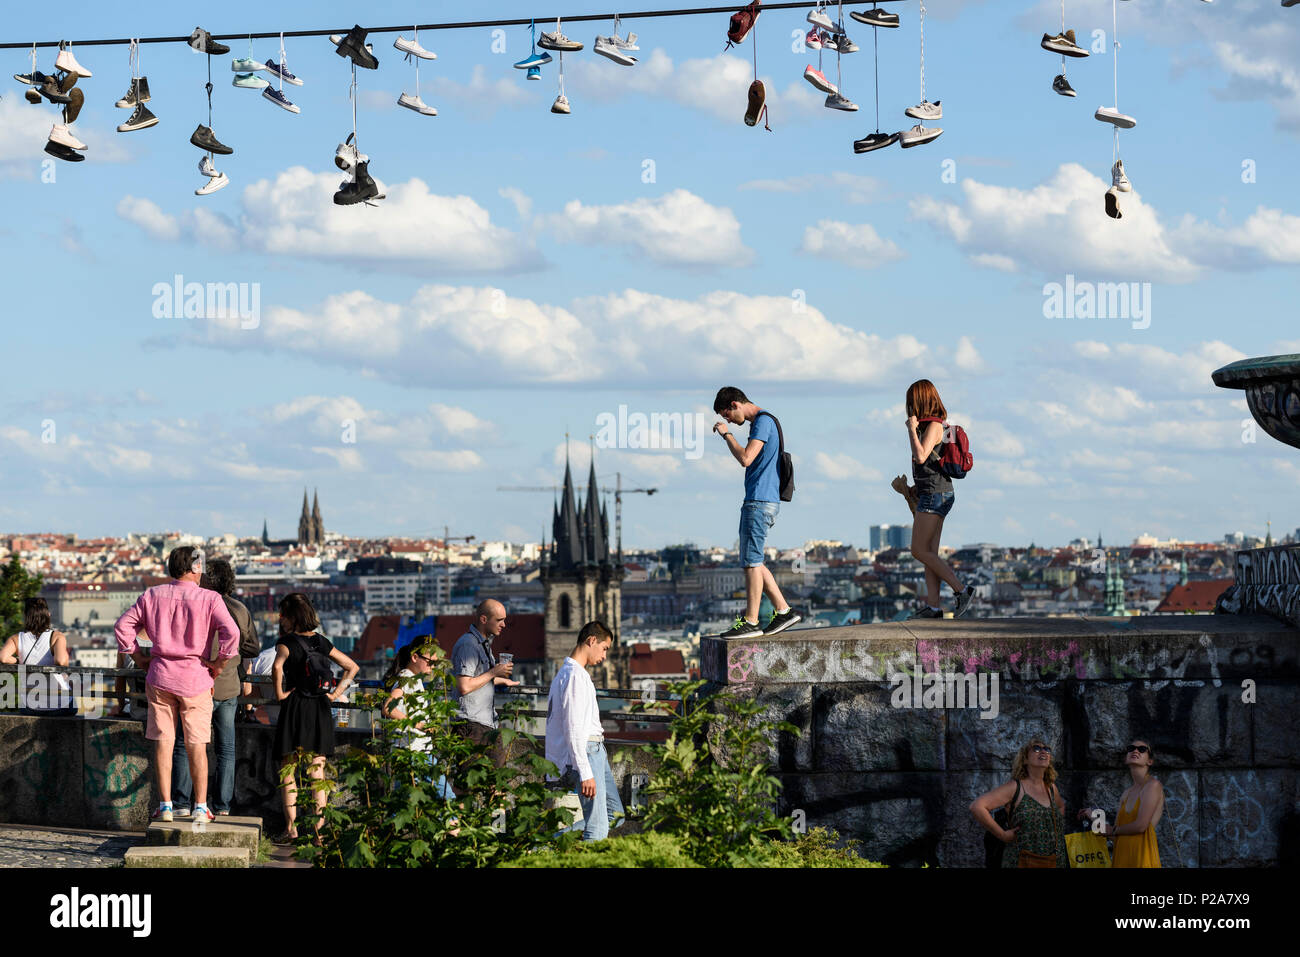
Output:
top-left (497, 472), bottom-right (657, 559)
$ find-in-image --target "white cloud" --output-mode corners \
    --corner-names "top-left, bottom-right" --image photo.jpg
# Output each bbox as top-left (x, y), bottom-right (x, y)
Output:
top-left (740, 172), bottom-right (888, 204)
top-left (799, 220), bottom-right (905, 267)
top-left (427, 64), bottom-right (531, 111)
top-left (814, 451), bottom-right (883, 482)
top-left (1068, 340), bottom-right (1247, 395)
top-left (117, 196), bottom-right (181, 241)
top-left (953, 336), bottom-right (987, 373)
top-left (543, 189), bottom-right (751, 267)
top-left (397, 450), bottom-right (485, 471)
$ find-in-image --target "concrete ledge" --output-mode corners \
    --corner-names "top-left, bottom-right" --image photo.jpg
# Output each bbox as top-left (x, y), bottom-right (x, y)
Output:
top-left (124, 845), bottom-right (249, 868)
top-left (146, 822), bottom-right (260, 852)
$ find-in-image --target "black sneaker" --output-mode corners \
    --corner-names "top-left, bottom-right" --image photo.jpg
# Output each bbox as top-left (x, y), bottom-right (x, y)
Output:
top-left (189, 27), bottom-right (231, 56)
top-left (118, 103), bottom-right (158, 132)
top-left (763, 608), bottom-right (802, 635)
top-left (953, 585), bottom-right (976, 619)
top-left (116, 76), bottom-right (151, 108)
top-left (190, 124), bottom-right (233, 155)
top-left (717, 617), bottom-right (764, 639)
top-left (851, 9), bottom-right (900, 28)
top-left (909, 606), bottom-right (944, 620)
top-left (854, 130), bottom-right (900, 153)
top-left (334, 26), bottom-right (379, 70)
top-left (1052, 74), bottom-right (1076, 97)
top-left (14, 72), bottom-right (38, 85)
top-left (44, 139), bottom-right (85, 162)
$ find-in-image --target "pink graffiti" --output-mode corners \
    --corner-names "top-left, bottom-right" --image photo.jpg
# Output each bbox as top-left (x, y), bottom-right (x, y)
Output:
top-left (727, 643), bottom-right (761, 683)
top-left (916, 639), bottom-right (1086, 676)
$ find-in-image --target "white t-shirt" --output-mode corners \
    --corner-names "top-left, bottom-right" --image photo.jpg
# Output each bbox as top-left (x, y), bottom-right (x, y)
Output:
top-left (16, 630), bottom-right (73, 709)
top-left (391, 669), bottom-right (431, 753)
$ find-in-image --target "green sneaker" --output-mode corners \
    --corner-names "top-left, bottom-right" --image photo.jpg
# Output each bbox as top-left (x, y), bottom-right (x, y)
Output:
top-left (233, 72), bottom-right (268, 89)
top-left (718, 617), bottom-right (763, 639)
top-left (231, 57), bottom-right (266, 73)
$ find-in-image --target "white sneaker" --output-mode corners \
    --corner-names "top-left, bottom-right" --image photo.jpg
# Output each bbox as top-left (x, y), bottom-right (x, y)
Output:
top-left (334, 137), bottom-right (368, 171)
top-left (825, 91), bottom-right (859, 111)
top-left (551, 94), bottom-right (571, 114)
top-left (594, 35), bottom-right (636, 65)
top-left (1104, 186), bottom-right (1123, 219)
top-left (905, 99), bottom-right (942, 120)
top-left (803, 65), bottom-right (837, 95)
top-left (808, 4), bottom-right (834, 30)
top-left (1112, 159), bottom-right (1131, 192)
top-left (900, 124), bottom-right (943, 148)
top-left (55, 48), bottom-right (92, 78)
top-left (397, 92), bottom-right (438, 115)
top-left (539, 20), bottom-right (583, 52)
top-left (613, 32), bottom-right (639, 52)
top-left (196, 171), bottom-right (229, 195)
top-left (394, 36), bottom-right (436, 60)
top-left (1095, 106), bottom-right (1136, 129)
top-left (198, 154), bottom-right (220, 177)
top-left (50, 123), bottom-right (87, 151)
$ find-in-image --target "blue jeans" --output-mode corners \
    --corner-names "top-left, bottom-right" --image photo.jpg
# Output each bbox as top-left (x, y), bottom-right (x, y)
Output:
top-left (567, 741), bottom-right (624, 841)
top-left (916, 490), bottom-right (955, 518)
top-left (174, 696), bottom-right (238, 812)
top-left (739, 501), bottom-right (779, 568)
top-left (419, 752), bottom-right (457, 802)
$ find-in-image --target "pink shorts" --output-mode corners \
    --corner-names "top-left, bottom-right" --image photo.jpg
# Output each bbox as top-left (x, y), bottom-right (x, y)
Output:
top-left (145, 684), bottom-right (213, 746)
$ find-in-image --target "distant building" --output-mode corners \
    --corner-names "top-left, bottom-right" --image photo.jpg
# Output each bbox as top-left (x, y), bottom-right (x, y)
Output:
top-left (297, 488), bottom-right (325, 546)
top-left (1154, 580), bottom-right (1234, 614)
top-left (870, 524), bottom-right (911, 551)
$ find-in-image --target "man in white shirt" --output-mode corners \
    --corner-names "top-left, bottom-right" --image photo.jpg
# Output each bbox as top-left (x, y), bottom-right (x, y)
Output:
top-left (545, 621), bottom-right (624, 841)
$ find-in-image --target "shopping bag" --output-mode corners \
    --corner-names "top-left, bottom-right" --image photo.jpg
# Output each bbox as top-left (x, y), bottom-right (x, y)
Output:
top-left (1066, 830), bottom-right (1111, 868)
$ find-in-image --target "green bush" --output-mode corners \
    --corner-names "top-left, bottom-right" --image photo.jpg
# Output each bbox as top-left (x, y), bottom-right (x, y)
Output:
top-left (503, 831), bottom-right (703, 868)
top-left (758, 828), bottom-right (886, 868)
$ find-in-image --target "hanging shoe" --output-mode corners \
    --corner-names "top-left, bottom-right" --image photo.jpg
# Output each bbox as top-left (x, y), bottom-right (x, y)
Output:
top-left (59, 71), bottom-right (80, 94)
top-left (116, 76), bottom-right (149, 107)
top-left (1104, 186), bottom-right (1122, 219)
top-left (900, 123), bottom-right (942, 148)
top-left (744, 79), bottom-right (768, 127)
top-left (394, 36), bottom-right (436, 60)
top-left (231, 56), bottom-right (266, 73)
top-left (1041, 29), bottom-right (1090, 57)
top-left (25, 88), bottom-right (42, 104)
top-left (551, 93), bottom-right (572, 114)
top-left (190, 124), bottom-right (233, 154)
top-left (189, 28), bottom-right (231, 56)
top-left (1052, 74), bottom-right (1077, 97)
top-left (808, 4), bottom-right (835, 30)
top-left (805, 27), bottom-right (823, 51)
top-left (196, 171), bottom-right (230, 196)
top-left (334, 134), bottom-right (368, 171)
top-left (397, 92), bottom-right (438, 115)
top-left (262, 87), bottom-right (301, 113)
top-left (821, 31), bottom-right (841, 54)
top-left (514, 51), bottom-right (553, 69)
top-left (328, 34), bottom-right (374, 54)
top-left (55, 46), bottom-right (93, 78)
top-left (614, 32), bottom-right (640, 52)
top-left (1112, 159), bottom-right (1131, 192)
top-left (264, 59), bottom-right (303, 87)
top-left (333, 26), bottom-right (379, 69)
top-left (835, 29), bottom-right (859, 53)
top-left (906, 99), bottom-right (942, 120)
top-left (539, 22), bottom-right (583, 51)
top-left (116, 102), bottom-right (158, 131)
top-left (37, 74), bottom-right (72, 105)
top-left (233, 72), bottom-right (270, 89)
top-left (803, 65), bottom-right (837, 95)
top-left (63, 87), bottom-right (85, 124)
top-left (853, 130), bottom-right (900, 153)
top-left (50, 123), bottom-right (87, 151)
top-left (14, 72), bottom-right (39, 85)
top-left (43, 139), bottom-right (85, 162)
top-left (334, 160), bottom-right (380, 205)
top-left (850, 8), bottom-right (900, 28)
top-left (825, 91), bottom-right (859, 111)
top-left (199, 154), bottom-right (220, 177)
top-left (1095, 106), bottom-right (1136, 128)
top-left (594, 35), bottom-right (636, 65)
top-left (526, 65), bottom-right (542, 81)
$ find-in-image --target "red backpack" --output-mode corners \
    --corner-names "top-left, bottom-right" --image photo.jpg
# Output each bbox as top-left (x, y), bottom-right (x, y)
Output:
top-left (725, 1), bottom-right (761, 50)
top-left (918, 417), bottom-right (973, 479)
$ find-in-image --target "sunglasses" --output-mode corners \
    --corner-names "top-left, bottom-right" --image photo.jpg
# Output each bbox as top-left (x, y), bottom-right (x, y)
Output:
top-left (1127, 745), bottom-right (1149, 755)
top-left (1031, 745), bottom-right (1052, 754)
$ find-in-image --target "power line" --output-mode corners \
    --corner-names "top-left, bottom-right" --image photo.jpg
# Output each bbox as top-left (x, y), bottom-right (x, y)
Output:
top-left (0, 2), bottom-right (906, 50)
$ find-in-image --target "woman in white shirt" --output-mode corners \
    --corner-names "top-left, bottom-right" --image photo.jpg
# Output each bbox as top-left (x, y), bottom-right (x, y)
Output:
top-left (382, 642), bottom-right (455, 801)
top-left (0, 597), bottom-right (75, 715)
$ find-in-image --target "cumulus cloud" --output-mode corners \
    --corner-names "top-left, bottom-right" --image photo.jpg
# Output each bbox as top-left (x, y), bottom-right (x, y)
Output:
top-left (543, 189), bottom-right (751, 267)
top-left (813, 452), bottom-right (883, 482)
top-left (799, 220), bottom-right (905, 267)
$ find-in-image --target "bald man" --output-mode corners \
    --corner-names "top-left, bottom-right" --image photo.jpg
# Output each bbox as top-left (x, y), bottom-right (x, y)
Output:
top-left (451, 599), bottom-right (518, 729)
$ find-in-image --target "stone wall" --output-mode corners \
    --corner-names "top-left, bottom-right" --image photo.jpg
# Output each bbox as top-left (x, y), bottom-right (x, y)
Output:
top-left (701, 615), bottom-right (1299, 867)
top-left (1217, 544), bottom-right (1300, 628)
top-left (0, 716), bottom-right (658, 832)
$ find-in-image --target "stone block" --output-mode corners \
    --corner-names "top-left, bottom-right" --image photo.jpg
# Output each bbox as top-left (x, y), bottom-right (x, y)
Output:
top-left (946, 682), bottom-right (1066, 771)
top-left (124, 845), bottom-right (249, 868)
top-left (813, 683), bottom-right (945, 772)
top-left (701, 683), bottom-right (812, 774)
top-left (1080, 683), bottom-right (1250, 770)
top-left (0, 714), bottom-right (84, 827)
top-left (82, 719), bottom-right (152, 829)
top-left (704, 629), bottom-right (915, 685)
top-left (147, 821), bottom-right (260, 851)
top-left (1198, 768), bottom-right (1298, 867)
top-left (1254, 683), bottom-right (1299, 767)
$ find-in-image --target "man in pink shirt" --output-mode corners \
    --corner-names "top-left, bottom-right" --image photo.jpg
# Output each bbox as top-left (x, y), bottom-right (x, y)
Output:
top-left (115, 545), bottom-right (240, 823)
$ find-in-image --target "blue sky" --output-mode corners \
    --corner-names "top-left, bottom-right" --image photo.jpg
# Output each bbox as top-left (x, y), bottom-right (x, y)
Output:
top-left (2, 0), bottom-right (1297, 551)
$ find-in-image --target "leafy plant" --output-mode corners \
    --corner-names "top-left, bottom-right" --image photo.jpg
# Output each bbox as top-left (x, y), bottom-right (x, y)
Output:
top-left (282, 645), bottom-right (576, 867)
top-left (0, 556), bottom-right (43, 636)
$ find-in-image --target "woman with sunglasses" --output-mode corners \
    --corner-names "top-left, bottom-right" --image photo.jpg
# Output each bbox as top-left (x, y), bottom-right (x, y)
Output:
top-left (1081, 740), bottom-right (1163, 868)
top-left (971, 738), bottom-right (1069, 867)
top-left (382, 642), bottom-right (456, 802)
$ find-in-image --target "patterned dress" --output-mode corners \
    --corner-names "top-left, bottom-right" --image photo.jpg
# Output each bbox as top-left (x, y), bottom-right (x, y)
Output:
top-left (1001, 784), bottom-right (1069, 868)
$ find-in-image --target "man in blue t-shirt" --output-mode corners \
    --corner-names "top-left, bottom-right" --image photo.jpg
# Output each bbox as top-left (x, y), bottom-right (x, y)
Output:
top-left (712, 386), bottom-right (802, 638)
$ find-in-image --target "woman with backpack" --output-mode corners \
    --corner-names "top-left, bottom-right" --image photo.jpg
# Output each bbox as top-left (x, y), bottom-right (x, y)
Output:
top-left (271, 592), bottom-right (358, 843)
top-left (971, 737), bottom-right (1070, 868)
top-left (905, 379), bottom-right (976, 619)
top-left (0, 598), bottom-right (76, 716)
top-left (1079, 739), bottom-right (1164, 867)
top-left (381, 641), bottom-right (456, 802)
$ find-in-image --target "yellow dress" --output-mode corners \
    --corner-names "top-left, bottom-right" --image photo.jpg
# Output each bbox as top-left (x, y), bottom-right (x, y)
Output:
top-left (1112, 795), bottom-right (1161, 868)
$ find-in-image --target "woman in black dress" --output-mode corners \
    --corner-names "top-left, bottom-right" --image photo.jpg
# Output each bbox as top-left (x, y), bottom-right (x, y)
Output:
top-left (271, 592), bottom-right (358, 842)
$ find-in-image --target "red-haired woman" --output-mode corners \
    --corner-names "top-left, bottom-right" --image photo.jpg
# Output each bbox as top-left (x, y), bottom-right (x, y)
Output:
top-left (905, 379), bottom-right (976, 619)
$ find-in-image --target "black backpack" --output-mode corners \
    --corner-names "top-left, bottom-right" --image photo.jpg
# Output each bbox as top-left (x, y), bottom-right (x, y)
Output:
top-left (755, 411), bottom-right (794, 502)
top-left (292, 633), bottom-right (336, 698)
top-left (984, 780), bottom-right (1022, 868)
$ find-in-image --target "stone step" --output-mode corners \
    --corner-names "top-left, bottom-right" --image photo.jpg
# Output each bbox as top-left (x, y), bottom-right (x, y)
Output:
top-left (125, 845), bottom-right (249, 868)
top-left (146, 821), bottom-right (259, 853)
top-left (170, 813), bottom-right (264, 838)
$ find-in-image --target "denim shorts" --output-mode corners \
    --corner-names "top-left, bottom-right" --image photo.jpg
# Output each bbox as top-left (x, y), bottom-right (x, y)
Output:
top-left (916, 491), bottom-right (955, 518)
top-left (739, 501), bottom-right (779, 567)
